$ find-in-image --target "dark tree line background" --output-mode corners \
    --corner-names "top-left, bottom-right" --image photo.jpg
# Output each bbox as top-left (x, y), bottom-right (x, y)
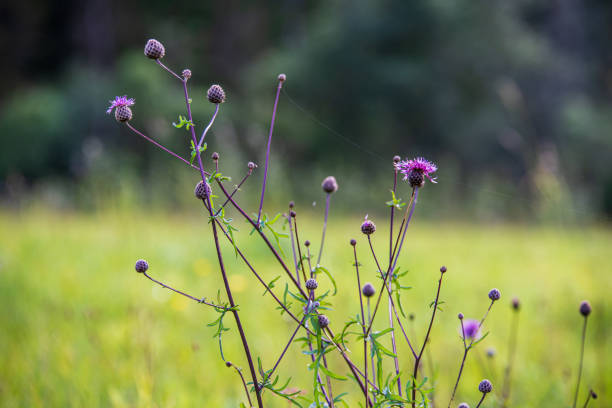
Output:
top-left (1, 0), bottom-right (611, 220)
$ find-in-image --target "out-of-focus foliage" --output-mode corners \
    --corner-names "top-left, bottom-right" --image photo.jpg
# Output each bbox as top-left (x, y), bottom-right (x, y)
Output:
top-left (0, 0), bottom-right (611, 219)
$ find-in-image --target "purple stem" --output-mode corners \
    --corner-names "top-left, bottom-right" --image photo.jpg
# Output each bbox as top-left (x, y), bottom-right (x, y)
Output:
top-left (412, 270), bottom-right (444, 407)
top-left (287, 211), bottom-right (301, 286)
top-left (390, 187), bottom-right (419, 272)
top-left (316, 193), bottom-right (331, 266)
top-left (352, 245), bottom-right (368, 407)
top-left (197, 103), bottom-right (219, 149)
top-left (142, 271), bottom-right (226, 309)
top-left (448, 348), bottom-right (469, 408)
top-left (367, 299), bottom-right (377, 404)
top-left (156, 60), bottom-right (183, 81)
top-left (475, 393), bottom-right (487, 408)
top-left (256, 78), bottom-right (284, 226)
top-left (501, 309), bottom-right (520, 407)
top-left (307, 334), bottom-right (333, 406)
top-left (389, 166), bottom-right (398, 264)
top-left (292, 215), bottom-right (309, 285)
top-left (214, 169), bottom-right (253, 217)
top-left (572, 317), bottom-right (589, 408)
top-left (227, 362), bottom-right (254, 408)
top-left (321, 352), bottom-right (335, 408)
top-left (268, 315), bottom-right (307, 380)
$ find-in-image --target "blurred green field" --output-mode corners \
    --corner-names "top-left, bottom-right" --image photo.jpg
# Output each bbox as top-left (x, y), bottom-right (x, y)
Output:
top-left (0, 209), bottom-right (610, 407)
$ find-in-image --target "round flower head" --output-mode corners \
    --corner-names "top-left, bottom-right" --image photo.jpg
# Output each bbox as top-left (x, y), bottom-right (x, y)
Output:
top-left (182, 69), bottom-right (192, 79)
top-left (135, 259), bottom-right (149, 273)
top-left (393, 155), bottom-right (401, 164)
top-left (362, 282), bottom-right (376, 298)
top-left (488, 288), bottom-right (501, 301)
top-left (207, 84), bottom-right (226, 104)
top-left (458, 313), bottom-right (464, 320)
top-left (194, 180), bottom-right (212, 200)
top-left (361, 216), bottom-right (376, 235)
top-left (478, 379), bottom-right (493, 393)
top-left (350, 238), bottom-right (357, 246)
top-left (396, 157), bottom-right (438, 186)
top-left (144, 39), bottom-right (165, 59)
top-left (579, 300), bottom-right (591, 317)
top-left (278, 73), bottom-right (287, 82)
top-left (304, 240), bottom-right (310, 247)
top-left (321, 176), bottom-right (339, 194)
top-left (248, 161), bottom-right (257, 170)
top-left (461, 319), bottom-right (481, 340)
top-left (305, 278), bottom-right (318, 290)
top-left (458, 403), bottom-right (470, 408)
top-left (212, 152), bottom-right (220, 161)
top-left (115, 106), bottom-right (132, 122)
top-left (107, 95), bottom-right (135, 116)
top-left (486, 347), bottom-right (495, 358)
top-left (318, 314), bottom-right (330, 328)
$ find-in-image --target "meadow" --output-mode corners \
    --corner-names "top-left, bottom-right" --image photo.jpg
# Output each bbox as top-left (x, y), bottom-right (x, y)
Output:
top-left (0, 209), bottom-right (609, 407)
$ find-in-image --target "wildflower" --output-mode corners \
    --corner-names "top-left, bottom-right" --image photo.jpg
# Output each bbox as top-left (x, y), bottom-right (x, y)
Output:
top-left (207, 85), bottom-right (226, 104)
top-left (350, 239), bottom-right (357, 246)
top-left (194, 180), bottom-right (212, 200)
top-left (579, 300), bottom-right (591, 317)
top-left (488, 288), bottom-right (501, 301)
top-left (305, 278), bottom-right (318, 290)
top-left (212, 152), bottom-right (220, 161)
top-left (135, 259), bottom-right (149, 273)
top-left (144, 39), bottom-right (165, 59)
top-left (107, 95), bottom-right (134, 115)
top-left (318, 314), bottom-right (330, 328)
top-left (478, 379), bottom-right (493, 393)
top-left (461, 319), bottom-right (481, 340)
top-left (440, 265), bottom-right (447, 273)
top-left (362, 283), bottom-right (375, 298)
top-left (248, 162), bottom-right (257, 170)
top-left (182, 69), bottom-right (192, 79)
top-left (361, 215), bottom-right (376, 235)
top-left (396, 157), bottom-right (438, 187)
top-left (278, 73), bottom-right (287, 82)
top-left (321, 176), bottom-right (339, 194)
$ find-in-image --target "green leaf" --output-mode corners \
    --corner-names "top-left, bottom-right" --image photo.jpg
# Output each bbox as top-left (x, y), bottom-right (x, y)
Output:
top-left (318, 364), bottom-right (347, 381)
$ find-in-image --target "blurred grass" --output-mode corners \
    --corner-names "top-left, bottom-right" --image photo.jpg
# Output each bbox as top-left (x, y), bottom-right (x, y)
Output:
top-left (0, 209), bottom-right (610, 407)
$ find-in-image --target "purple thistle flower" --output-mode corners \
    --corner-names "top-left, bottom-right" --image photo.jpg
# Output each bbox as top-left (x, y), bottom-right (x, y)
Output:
top-left (396, 157), bottom-right (438, 184)
top-left (461, 319), bottom-right (481, 340)
top-left (107, 95), bottom-right (135, 114)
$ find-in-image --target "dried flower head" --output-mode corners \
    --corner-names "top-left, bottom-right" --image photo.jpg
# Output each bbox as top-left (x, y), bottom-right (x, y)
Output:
top-left (182, 69), bottom-right (192, 79)
top-left (194, 180), bottom-right (212, 200)
top-left (396, 157), bottom-right (438, 186)
top-left (207, 84), bottom-right (226, 104)
top-left (135, 259), bottom-right (149, 273)
top-left (478, 379), bottom-right (493, 393)
top-left (115, 106), bottom-right (133, 122)
top-left (362, 283), bottom-right (376, 298)
top-left (361, 216), bottom-right (376, 235)
top-left (107, 95), bottom-right (135, 115)
top-left (579, 300), bottom-right (592, 317)
top-left (305, 278), bottom-right (318, 290)
top-left (144, 39), bottom-right (165, 59)
top-left (461, 319), bottom-right (481, 340)
top-left (318, 314), bottom-right (330, 328)
top-left (321, 176), bottom-right (339, 194)
top-left (488, 288), bottom-right (501, 301)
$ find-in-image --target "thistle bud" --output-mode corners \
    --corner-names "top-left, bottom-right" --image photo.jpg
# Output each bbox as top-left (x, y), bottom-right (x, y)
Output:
top-left (289, 201), bottom-right (295, 208)
top-left (115, 106), bottom-right (133, 122)
top-left (207, 84), bottom-right (226, 104)
top-left (306, 279), bottom-right (318, 290)
top-left (350, 239), bottom-right (357, 246)
top-left (225, 361), bottom-right (232, 368)
top-left (321, 176), bottom-right (338, 194)
top-left (458, 313), bottom-right (464, 320)
top-left (512, 297), bottom-right (520, 310)
top-left (362, 283), bottom-right (375, 298)
top-left (144, 39), bottom-right (165, 59)
top-left (305, 240), bottom-right (310, 247)
top-left (361, 218), bottom-right (376, 235)
top-left (212, 152), bottom-right (219, 161)
top-left (182, 69), bottom-right (192, 79)
top-left (290, 210), bottom-right (296, 218)
top-left (478, 379), bottom-right (492, 393)
top-left (488, 288), bottom-right (501, 302)
top-left (440, 265), bottom-right (447, 273)
top-left (278, 73), bottom-right (287, 82)
top-left (408, 169), bottom-right (425, 188)
top-left (579, 300), bottom-right (592, 317)
top-left (194, 180), bottom-right (212, 200)
top-left (393, 155), bottom-right (401, 163)
top-left (248, 161), bottom-right (256, 170)
top-left (318, 314), bottom-right (330, 328)
top-left (135, 259), bottom-right (149, 273)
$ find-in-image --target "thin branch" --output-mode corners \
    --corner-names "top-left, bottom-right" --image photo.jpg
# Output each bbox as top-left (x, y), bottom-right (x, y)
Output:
top-left (226, 361), bottom-right (254, 408)
top-left (317, 193), bottom-right (331, 266)
top-left (142, 271), bottom-right (226, 309)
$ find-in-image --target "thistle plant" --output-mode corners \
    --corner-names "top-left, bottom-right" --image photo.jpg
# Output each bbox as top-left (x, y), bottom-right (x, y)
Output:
top-left (104, 38), bottom-right (597, 407)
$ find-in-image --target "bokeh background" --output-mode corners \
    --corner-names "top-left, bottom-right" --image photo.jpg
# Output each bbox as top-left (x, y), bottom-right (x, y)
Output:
top-left (0, 0), bottom-right (610, 407)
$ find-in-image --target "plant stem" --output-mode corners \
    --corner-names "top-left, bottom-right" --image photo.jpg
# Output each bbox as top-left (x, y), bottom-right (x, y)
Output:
top-left (501, 309), bottom-right (520, 407)
top-left (475, 393), bottom-right (487, 408)
top-left (572, 317), bottom-right (589, 408)
top-left (156, 60), bottom-right (183, 80)
top-left (307, 334), bottom-right (332, 406)
top-left (142, 271), bottom-right (225, 309)
top-left (353, 245), bottom-right (368, 408)
top-left (292, 214), bottom-right (309, 284)
top-left (317, 193), bottom-right (331, 266)
top-left (390, 188), bottom-right (419, 272)
top-left (268, 315), bottom-right (307, 379)
top-left (214, 169), bottom-right (253, 217)
top-left (448, 348), bottom-right (469, 408)
top-left (227, 362), bottom-right (254, 408)
top-left (287, 211), bottom-right (301, 286)
top-left (412, 271), bottom-right (444, 407)
top-left (582, 391), bottom-right (595, 408)
top-left (367, 298), bottom-right (377, 404)
top-left (389, 164), bottom-right (398, 264)
top-left (321, 352), bottom-right (335, 407)
top-left (197, 103), bottom-right (219, 149)
top-left (256, 78), bottom-right (284, 226)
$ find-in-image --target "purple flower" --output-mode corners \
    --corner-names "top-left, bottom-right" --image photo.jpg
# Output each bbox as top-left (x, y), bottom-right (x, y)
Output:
top-left (460, 319), bottom-right (481, 340)
top-left (396, 157), bottom-right (438, 184)
top-left (107, 95), bottom-right (135, 114)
